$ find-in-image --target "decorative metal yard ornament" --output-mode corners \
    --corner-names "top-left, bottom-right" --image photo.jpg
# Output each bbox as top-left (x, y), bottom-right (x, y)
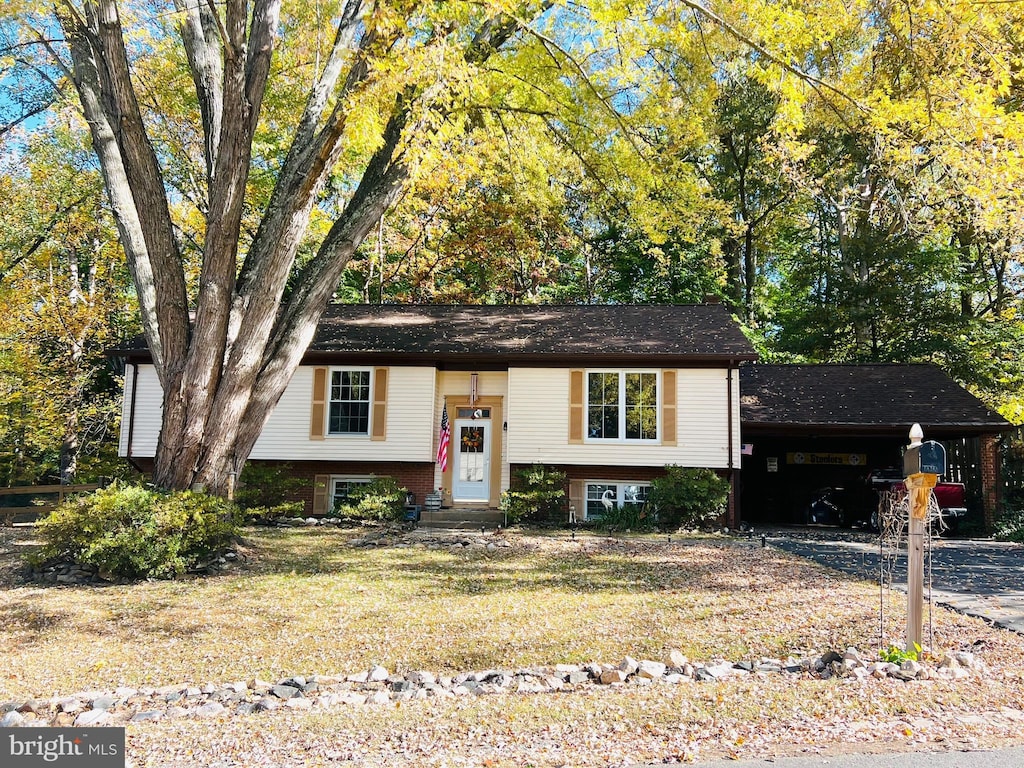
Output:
top-left (600, 489), bottom-right (614, 513)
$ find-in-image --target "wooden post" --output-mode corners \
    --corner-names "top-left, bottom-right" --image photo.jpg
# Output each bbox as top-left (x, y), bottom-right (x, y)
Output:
top-left (902, 423), bottom-right (939, 654)
top-left (905, 472), bottom-right (936, 652)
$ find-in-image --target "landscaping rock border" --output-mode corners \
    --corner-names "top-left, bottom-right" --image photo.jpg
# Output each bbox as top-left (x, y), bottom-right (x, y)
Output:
top-left (0, 648), bottom-right (986, 728)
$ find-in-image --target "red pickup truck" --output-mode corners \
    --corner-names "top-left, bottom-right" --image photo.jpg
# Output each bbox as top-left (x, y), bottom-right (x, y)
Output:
top-left (868, 468), bottom-right (968, 534)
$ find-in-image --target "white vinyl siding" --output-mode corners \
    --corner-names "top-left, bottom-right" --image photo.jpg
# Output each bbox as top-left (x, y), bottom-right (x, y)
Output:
top-left (507, 367), bottom-right (738, 469)
top-left (119, 364), bottom-right (162, 459)
top-left (119, 364), bottom-right (437, 461)
top-left (120, 363), bottom-right (740, 470)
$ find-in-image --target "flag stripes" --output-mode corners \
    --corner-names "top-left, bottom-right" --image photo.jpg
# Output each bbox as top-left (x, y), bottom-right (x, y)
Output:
top-left (437, 404), bottom-right (451, 472)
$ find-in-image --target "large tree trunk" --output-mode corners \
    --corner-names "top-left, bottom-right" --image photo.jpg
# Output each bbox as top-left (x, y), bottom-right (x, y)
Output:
top-left (57, 0), bottom-right (530, 496)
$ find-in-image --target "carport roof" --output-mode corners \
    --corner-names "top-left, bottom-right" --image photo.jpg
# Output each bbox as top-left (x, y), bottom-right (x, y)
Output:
top-left (740, 363), bottom-right (1012, 436)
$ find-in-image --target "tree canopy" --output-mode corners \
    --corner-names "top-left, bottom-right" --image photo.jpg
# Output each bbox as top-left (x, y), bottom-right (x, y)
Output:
top-left (0, 0), bottom-right (1021, 487)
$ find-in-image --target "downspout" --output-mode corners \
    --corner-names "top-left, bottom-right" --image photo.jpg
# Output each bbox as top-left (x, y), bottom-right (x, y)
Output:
top-left (727, 362), bottom-right (738, 528)
top-left (727, 363), bottom-right (735, 471)
top-left (125, 362), bottom-right (145, 475)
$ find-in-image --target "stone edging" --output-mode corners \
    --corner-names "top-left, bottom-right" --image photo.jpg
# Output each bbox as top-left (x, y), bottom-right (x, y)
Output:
top-left (0, 648), bottom-right (985, 728)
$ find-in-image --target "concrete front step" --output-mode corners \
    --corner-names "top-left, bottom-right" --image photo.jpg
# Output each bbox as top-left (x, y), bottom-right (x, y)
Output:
top-left (418, 508), bottom-right (504, 530)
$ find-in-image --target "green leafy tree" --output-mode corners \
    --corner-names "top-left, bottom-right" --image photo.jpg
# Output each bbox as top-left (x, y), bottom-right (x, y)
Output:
top-left (4, 0), bottom-right (1024, 494)
top-left (0, 126), bottom-right (137, 485)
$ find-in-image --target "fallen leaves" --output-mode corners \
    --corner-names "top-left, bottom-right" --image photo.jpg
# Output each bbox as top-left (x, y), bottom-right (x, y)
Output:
top-left (2, 526), bottom-right (1024, 766)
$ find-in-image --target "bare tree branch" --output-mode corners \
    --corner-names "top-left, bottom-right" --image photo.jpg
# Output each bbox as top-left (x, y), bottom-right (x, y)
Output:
top-left (0, 193), bottom-right (91, 284)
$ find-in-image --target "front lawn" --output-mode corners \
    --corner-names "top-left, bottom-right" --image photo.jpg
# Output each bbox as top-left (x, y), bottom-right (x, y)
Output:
top-left (2, 525), bottom-right (1023, 766)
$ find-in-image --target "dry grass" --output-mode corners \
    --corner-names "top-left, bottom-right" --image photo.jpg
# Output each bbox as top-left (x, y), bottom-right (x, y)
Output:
top-left (3, 525), bottom-right (1024, 766)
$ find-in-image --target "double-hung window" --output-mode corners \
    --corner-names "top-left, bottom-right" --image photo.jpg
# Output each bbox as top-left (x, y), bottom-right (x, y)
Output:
top-left (585, 482), bottom-right (651, 521)
top-left (328, 369), bottom-right (371, 435)
top-left (587, 371), bottom-right (658, 441)
top-left (331, 476), bottom-right (372, 512)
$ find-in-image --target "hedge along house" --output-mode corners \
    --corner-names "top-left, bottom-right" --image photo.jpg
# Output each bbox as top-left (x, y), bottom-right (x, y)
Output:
top-left (116, 303), bottom-right (757, 523)
top-left (739, 363), bottom-right (1013, 533)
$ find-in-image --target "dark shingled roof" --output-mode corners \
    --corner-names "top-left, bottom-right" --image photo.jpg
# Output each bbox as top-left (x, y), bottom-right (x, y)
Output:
top-left (109, 303), bottom-right (756, 364)
top-left (302, 304), bottom-right (756, 364)
top-left (741, 363), bottom-right (1011, 435)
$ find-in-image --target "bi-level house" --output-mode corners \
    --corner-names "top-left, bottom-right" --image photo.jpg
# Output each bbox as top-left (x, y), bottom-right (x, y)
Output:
top-left (118, 303), bottom-right (757, 522)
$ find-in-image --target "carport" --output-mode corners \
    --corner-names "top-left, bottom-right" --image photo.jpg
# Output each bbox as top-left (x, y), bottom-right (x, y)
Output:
top-left (738, 364), bottom-right (1012, 533)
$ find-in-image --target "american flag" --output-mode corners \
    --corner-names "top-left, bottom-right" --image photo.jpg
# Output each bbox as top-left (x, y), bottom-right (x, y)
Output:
top-left (437, 404), bottom-right (451, 472)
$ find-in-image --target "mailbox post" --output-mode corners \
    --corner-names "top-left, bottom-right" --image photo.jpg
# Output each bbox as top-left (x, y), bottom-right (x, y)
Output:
top-left (902, 424), bottom-right (945, 653)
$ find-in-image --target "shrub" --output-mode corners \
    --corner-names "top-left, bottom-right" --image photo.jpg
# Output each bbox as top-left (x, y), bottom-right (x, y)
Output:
top-left (501, 465), bottom-right (566, 525)
top-left (995, 509), bottom-right (1024, 543)
top-left (648, 466), bottom-right (730, 532)
top-left (29, 483), bottom-right (241, 579)
top-left (234, 463), bottom-right (306, 511)
top-left (598, 500), bottom-right (655, 533)
top-left (244, 501), bottom-right (306, 524)
top-left (331, 476), bottom-right (407, 523)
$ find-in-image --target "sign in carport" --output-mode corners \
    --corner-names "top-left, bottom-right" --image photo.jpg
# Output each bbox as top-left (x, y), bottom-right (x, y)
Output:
top-left (786, 452), bottom-right (867, 466)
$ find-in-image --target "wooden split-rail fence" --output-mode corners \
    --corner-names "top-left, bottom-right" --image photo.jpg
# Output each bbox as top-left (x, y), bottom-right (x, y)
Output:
top-left (0, 484), bottom-right (101, 526)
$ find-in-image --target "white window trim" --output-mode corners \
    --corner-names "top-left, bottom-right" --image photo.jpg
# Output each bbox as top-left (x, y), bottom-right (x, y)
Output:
top-left (583, 480), bottom-right (652, 521)
top-left (329, 474), bottom-right (376, 512)
top-left (584, 369), bottom-right (661, 443)
top-left (326, 366), bottom-right (374, 437)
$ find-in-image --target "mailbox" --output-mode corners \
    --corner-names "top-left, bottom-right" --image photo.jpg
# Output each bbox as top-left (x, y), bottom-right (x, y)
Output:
top-left (903, 440), bottom-right (946, 477)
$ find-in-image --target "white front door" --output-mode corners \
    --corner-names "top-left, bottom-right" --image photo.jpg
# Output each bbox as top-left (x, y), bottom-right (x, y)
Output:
top-left (453, 419), bottom-right (490, 502)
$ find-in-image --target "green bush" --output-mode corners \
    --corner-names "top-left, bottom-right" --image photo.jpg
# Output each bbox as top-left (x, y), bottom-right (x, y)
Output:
top-left (500, 465), bottom-right (566, 525)
top-left (648, 466), bottom-right (730, 532)
top-left (29, 483), bottom-right (241, 579)
top-left (598, 500), bottom-right (655, 533)
top-left (234, 463), bottom-right (306, 511)
top-left (244, 501), bottom-right (306, 524)
top-left (995, 509), bottom-right (1024, 543)
top-left (331, 476), bottom-right (407, 523)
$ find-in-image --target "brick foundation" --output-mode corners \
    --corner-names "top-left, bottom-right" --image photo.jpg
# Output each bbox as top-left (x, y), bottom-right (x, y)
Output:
top-left (122, 458), bottom-right (436, 516)
top-left (510, 463), bottom-right (732, 527)
top-left (279, 460), bottom-right (436, 515)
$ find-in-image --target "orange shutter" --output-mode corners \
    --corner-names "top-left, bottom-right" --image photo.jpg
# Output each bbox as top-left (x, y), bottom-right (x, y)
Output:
top-left (310, 367), bottom-right (328, 440)
top-left (662, 369), bottom-right (677, 446)
top-left (568, 479), bottom-right (586, 522)
top-left (312, 474), bottom-right (330, 515)
top-left (569, 370), bottom-right (585, 444)
top-left (371, 367), bottom-right (388, 441)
